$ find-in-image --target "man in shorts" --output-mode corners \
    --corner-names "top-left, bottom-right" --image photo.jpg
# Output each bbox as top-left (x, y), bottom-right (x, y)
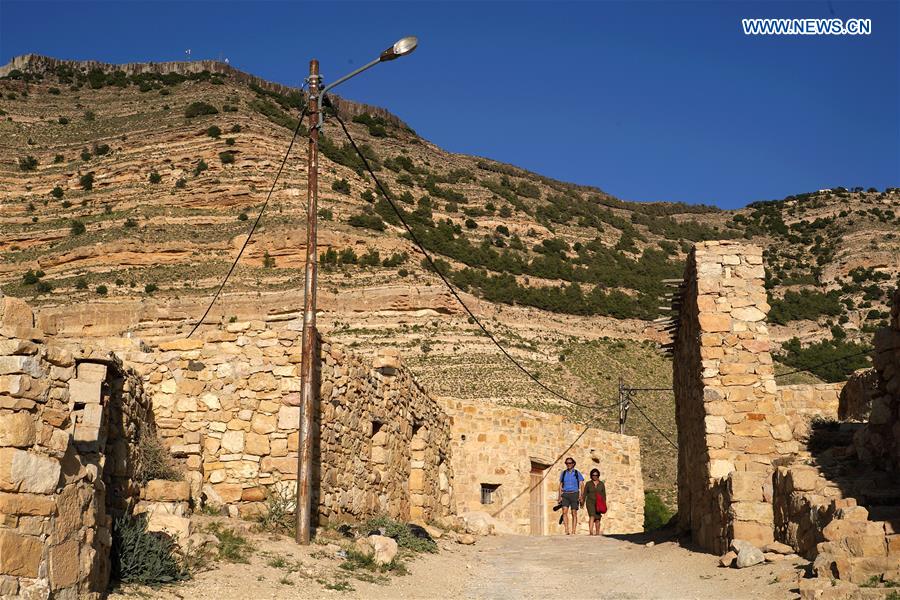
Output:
top-left (557, 457), bottom-right (584, 535)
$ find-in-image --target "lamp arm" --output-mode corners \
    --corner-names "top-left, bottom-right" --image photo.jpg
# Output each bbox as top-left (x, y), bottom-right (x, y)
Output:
top-left (314, 57), bottom-right (382, 128)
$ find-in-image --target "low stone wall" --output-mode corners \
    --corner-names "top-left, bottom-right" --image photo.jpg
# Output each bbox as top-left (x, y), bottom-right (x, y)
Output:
top-left (444, 398), bottom-right (644, 535)
top-left (0, 297), bottom-right (154, 599)
top-left (777, 383), bottom-right (843, 439)
top-left (122, 323), bottom-right (453, 525)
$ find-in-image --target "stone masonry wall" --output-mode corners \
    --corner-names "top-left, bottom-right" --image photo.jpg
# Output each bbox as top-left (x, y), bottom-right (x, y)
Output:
top-left (674, 241), bottom-right (799, 554)
top-left (0, 297), bottom-right (154, 599)
top-left (777, 383), bottom-right (844, 439)
top-left (444, 398), bottom-right (644, 535)
top-left (121, 321), bottom-right (453, 526)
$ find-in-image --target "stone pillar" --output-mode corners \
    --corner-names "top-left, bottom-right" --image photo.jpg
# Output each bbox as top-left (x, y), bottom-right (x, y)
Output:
top-left (675, 241), bottom-right (798, 554)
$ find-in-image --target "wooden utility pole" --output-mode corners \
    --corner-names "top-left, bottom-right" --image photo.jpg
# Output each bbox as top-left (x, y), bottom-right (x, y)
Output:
top-left (296, 59), bottom-right (320, 545)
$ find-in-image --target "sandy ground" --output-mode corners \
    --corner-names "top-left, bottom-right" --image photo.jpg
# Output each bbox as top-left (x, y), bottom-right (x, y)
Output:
top-left (111, 529), bottom-right (803, 600)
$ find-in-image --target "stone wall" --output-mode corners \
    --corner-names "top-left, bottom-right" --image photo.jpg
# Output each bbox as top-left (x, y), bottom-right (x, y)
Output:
top-left (777, 383), bottom-right (843, 439)
top-left (674, 241), bottom-right (798, 554)
top-left (444, 398), bottom-right (644, 535)
top-left (0, 297), bottom-right (155, 599)
top-left (121, 322), bottom-right (453, 525)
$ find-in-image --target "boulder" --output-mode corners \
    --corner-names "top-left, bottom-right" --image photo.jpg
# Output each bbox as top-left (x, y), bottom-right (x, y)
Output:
top-left (764, 541), bottom-right (795, 555)
top-left (460, 511), bottom-right (498, 536)
top-left (457, 534), bottom-right (476, 545)
top-left (147, 513), bottom-right (191, 544)
top-left (423, 524), bottom-right (443, 540)
top-left (719, 551), bottom-right (736, 567)
top-left (368, 535), bottom-right (398, 566)
top-left (731, 539), bottom-right (765, 568)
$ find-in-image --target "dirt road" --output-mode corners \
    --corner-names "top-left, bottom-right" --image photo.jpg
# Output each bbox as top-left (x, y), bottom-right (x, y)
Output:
top-left (113, 532), bottom-right (802, 599)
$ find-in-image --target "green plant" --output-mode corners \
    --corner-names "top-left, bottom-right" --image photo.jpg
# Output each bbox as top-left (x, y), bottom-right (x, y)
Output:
top-left (124, 217), bottom-right (138, 228)
top-left (79, 172), bottom-right (94, 190)
top-left (256, 484), bottom-right (296, 536)
top-left (148, 171), bottom-right (162, 184)
top-left (225, 137), bottom-right (235, 146)
top-left (53, 154), bottom-right (64, 163)
top-left (83, 110), bottom-right (95, 122)
top-left (262, 250), bottom-right (276, 268)
top-left (185, 101), bottom-right (218, 118)
top-left (145, 283), bottom-right (159, 294)
top-left (57, 116), bottom-right (69, 125)
top-left (324, 580), bottom-right (354, 591)
top-left (643, 490), bottom-right (672, 531)
top-left (70, 220), bottom-right (86, 235)
top-left (61, 200), bottom-right (72, 208)
top-left (219, 151), bottom-right (235, 164)
top-left (22, 269), bottom-right (45, 285)
top-left (50, 186), bottom-right (64, 199)
top-left (363, 516), bottom-right (437, 554)
top-left (331, 178), bottom-right (351, 195)
top-left (81, 149), bottom-right (92, 161)
top-left (206, 125), bottom-right (221, 138)
top-left (175, 178), bottom-right (186, 189)
top-left (205, 522), bottom-right (252, 563)
top-left (75, 278), bottom-right (88, 290)
top-left (348, 212), bottom-right (385, 231)
top-left (238, 212), bottom-right (248, 221)
top-left (92, 143), bottom-right (110, 156)
top-left (35, 280), bottom-right (53, 294)
top-left (48, 86), bottom-right (60, 95)
top-left (193, 159), bottom-right (208, 177)
top-left (111, 514), bottom-right (188, 585)
top-left (18, 156), bottom-right (38, 171)
top-left (230, 124), bottom-right (241, 133)
top-left (96, 285), bottom-right (108, 295)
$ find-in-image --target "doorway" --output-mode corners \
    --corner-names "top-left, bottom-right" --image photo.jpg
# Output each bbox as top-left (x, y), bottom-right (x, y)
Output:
top-left (529, 461), bottom-right (549, 536)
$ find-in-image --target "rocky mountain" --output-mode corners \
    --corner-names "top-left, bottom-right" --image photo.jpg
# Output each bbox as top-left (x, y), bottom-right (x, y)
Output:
top-left (2, 55), bottom-right (897, 499)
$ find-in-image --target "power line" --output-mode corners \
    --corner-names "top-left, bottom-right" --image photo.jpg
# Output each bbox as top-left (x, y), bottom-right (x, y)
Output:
top-left (329, 107), bottom-right (620, 413)
top-left (187, 106), bottom-right (309, 338)
top-left (628, 396), bottom-right (678, 449)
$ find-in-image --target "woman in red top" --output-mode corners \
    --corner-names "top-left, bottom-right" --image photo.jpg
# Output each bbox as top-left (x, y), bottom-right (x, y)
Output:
top-left (581, 468), bottom-right (607, 536)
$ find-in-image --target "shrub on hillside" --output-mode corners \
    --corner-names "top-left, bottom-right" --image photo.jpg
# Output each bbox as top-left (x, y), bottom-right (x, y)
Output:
top-left (331, 178), bottom-right (350, 195)
top-left (184, 101), bottom-right (218, 118)
top-left (93, 143), bottom-right (110, 156)
top-left (144, 283), bottom-right (159, 294)
top-left (148, 171), bottom-right (162, 184)
top-left (206, 125), bottom-right (221, 138)
top-left (218, 151), bottom-right (235, 165)
top-left (768, 290), bottom-right (842, 325)
top-left (18, 156), bottom-right (38, 171)
top-left (53, 154), bottom-right (64, 163)
top-left (96, 285), bottom-right (108, 295)
top-left (57, 116), bottom-right (69, 125)
top-left (81, 149), bottom-right (92, 161)
top-left (193, 159), bottom-right (208, 176)
top-left (175, 178), bottom-right (186, 189)
top-left (70, 220), bottom-right (85, 235)
top-left (348, 212), bottom-right (385, 231)
top-left (777, 337), bottom-right (871, 382)
top-left (50, 186), bottom-right (64, 199)
top-left (79, 173), bottom-right (94, 190)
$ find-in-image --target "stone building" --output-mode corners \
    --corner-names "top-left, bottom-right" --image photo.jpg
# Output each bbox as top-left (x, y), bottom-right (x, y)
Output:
top-left (445, 398), bottom-right (644, 535)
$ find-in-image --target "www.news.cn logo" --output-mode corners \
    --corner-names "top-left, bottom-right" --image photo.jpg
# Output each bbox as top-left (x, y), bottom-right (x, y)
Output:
top-left (742, 18), bottom-right (872, 35)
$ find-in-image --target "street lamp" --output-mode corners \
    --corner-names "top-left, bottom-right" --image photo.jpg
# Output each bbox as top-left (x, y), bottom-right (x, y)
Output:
top-left (296, 37), bottom-right (418, 545)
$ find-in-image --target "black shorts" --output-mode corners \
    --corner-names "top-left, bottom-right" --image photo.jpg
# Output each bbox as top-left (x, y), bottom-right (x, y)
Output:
top-left (560, 492), bottom-right (580, 510)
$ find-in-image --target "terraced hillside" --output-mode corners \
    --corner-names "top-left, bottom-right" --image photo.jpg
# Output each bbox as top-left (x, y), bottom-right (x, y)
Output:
top-left (1, 55), bottom-right (897, 502)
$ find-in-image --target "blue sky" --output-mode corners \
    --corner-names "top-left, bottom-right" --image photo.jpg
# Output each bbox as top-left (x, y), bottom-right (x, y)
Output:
top-left (1, 1), bottom-right (897, 209)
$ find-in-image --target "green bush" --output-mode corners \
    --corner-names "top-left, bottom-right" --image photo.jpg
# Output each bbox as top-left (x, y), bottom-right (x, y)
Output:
top-left (331, 178), bottom-right (351, 195)
top-left (95, 285), bottom-right (108, 295)
top-left (238, 212), bottom-right (248, 221)
top-left (22, 269), bottom-right (45, 285)
top-left (75, 278), bottom-right (88, 290)
top-left (193, 159), bottom-right (208, 177)
top-left (53, 154), bottom-right (64, 163)
top-left (175, 178), bottom-right (186, 189)
top-left (83, 110), bottom-right (95, 122)
top-left (184, 101), bottom-right (218, 118)
top-left (363, 515), bottom-right (437, 554)
top-left (768, 290), bottom-right (843, 325)
top-left (348, 212), bottom-right (385, 231)
top-left (219, 151), bottom-right (235, 164)
top-left (50, 186), bottom-right (64, 199)
top-left (61, 200), bottom-right (72, 209)
top-left (70, 220), bottom-right (86, 235)
top-left (224, 137), bottom-right (235, 146)
top-left (79, 173), bottom-right (94, 190)
top-left (18, 156), bottom-right (38, 171)
top-left (124, 218), bottom-right (138, 228)
top-left (205, 522), bottom-right (252, 563)
top-left (777, 337), bottom-right (871, 382)
top-left (93, 143), bottom-right (110, 156)
top-left (136, 429), bottom-right (181, 483)
top-left (35, 280), bottom-right (53, 294)
top-left (57, 116), bottom-right (69, 125)
top-left (111, 514), bottom-right (188, 585)
top-left (230, 124), bottom-right (241, 133)
top-left (81, 149), bottom-right (91, 161)
top-left (643, 491), bottom-right (672, 531)
top-left (206, 125), bottom-right (221, 138)
top-left (145, 283), bottom-right (158, 294)
top-left (148, 171), bottom-right (162, 184)
top-left (262, 251), bottom-right (275, 268)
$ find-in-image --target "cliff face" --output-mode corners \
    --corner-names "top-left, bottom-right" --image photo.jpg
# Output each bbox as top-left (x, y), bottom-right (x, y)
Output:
top-left (0, 53), bottom-right (409, 129)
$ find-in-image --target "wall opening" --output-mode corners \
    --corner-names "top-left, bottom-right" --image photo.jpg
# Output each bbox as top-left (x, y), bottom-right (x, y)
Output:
top-left (529, 461), bottom-right (550, 536)
top-left (480, 483), bottom-right (500, 505)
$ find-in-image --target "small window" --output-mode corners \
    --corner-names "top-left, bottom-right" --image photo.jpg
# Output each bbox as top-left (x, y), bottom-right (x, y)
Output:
top-left (480, 483), bottom-right (500, 505)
